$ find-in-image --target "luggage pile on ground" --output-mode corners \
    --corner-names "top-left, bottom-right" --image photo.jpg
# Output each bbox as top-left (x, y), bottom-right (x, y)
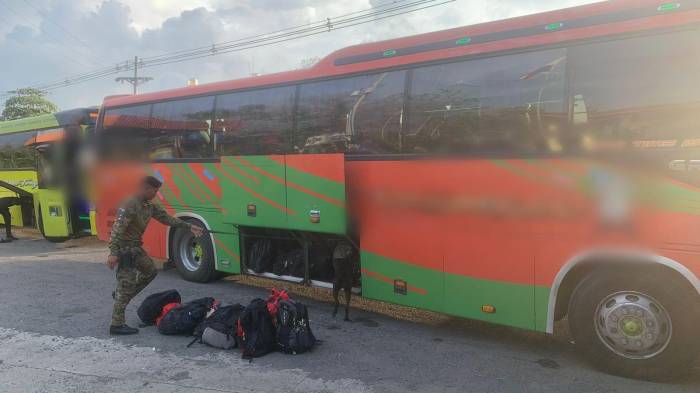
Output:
top-left (139, 288), bottom-right (316, 359)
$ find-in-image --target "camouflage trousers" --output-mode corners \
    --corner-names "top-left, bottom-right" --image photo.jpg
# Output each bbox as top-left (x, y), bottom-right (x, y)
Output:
top-left (111, 248), bottom-right (157, 326)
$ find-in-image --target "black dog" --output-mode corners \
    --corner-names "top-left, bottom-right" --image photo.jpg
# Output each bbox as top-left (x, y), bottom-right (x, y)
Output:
top-left (332, 241), bottom-right (355, 321)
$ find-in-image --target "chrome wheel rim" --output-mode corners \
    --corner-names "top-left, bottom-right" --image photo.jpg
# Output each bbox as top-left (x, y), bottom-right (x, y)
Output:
top-left (594, 291), bottom-right (672, 360)
top-left (179, 232), bottom-right (203, 272)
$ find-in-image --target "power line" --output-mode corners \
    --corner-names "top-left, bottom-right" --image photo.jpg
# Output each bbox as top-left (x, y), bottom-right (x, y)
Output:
top-left (0, 0), bottom-right (454, 99)
top-left (140, 0), bottom-right (417, 62)
top-left (141, 0), bottom-right (456, 69)
top-left (141, 0), bottom-right (437, 63)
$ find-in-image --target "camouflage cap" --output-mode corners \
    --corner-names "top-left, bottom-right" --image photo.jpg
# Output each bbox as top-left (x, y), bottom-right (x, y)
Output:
top-left (142, 175), bottom-right (163, 189)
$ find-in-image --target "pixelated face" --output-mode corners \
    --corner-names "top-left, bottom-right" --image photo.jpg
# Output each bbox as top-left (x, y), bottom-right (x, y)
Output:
top-left (140, 183), bottom-right (159, 201)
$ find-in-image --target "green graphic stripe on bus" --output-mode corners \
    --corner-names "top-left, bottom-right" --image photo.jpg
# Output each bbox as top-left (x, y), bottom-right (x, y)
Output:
top-left (284, 157), bottom-right (347, 235)
top-left (284, 165), bottom-right (345, 206)
top-left (170, 164), bottom-right (206, 204)
top-left (217, 155), bottom-right (347, 233)
top-left (221, 157), bottom-right (261, 184)
top-left (361, 268), bottom-right (428, 295)
top-left (494, 159), bottom-right (700, 216)
top-left (361, 250), bottom-right (444, 313)
top-left (181, 164), bottom-right (219, 204)
top-left (235, 156), bottom-right (345, 207)
top-left (172, 163), bottom-right (223, 210)
top-left (361, 250), bottom-right (550, 330)
top-left (214, 238), bottom-right (240, 261)
top-left (220, 155), bottom-right (290, 228)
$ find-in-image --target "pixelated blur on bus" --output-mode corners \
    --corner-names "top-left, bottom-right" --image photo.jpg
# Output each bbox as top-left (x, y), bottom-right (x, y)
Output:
top-left (3, 0), bottom-right (700, 380)
top-left (0, 108), bottom-right (98, 242)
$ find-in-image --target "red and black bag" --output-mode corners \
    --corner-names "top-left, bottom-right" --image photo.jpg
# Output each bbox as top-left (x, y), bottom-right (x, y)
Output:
top-left (137, 289), bottom-right (181, 325)
top-left (158, 297), bottom-right (218, 335)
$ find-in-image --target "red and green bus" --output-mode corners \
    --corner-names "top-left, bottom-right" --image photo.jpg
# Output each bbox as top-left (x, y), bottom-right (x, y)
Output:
top-left (94, 0), bottom-right (700, 378)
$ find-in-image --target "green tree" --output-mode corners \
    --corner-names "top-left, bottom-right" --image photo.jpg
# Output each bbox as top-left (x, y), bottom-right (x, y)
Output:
top-left (1, 88), bottom-right (58, 121)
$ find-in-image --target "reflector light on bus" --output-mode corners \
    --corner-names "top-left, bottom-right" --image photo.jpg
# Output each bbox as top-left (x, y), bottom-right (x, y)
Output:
top-left (455, 37), bottom-right (472, 46)
top-left (658, 3), bottom-right (681, 11)
top-left (481, 305), bottom-right (496, 314)
top-left (545, 22), bottom-right (564, 31)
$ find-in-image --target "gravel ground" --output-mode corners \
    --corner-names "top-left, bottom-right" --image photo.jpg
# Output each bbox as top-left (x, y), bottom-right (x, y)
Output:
top-left (1, 232), bottom-right (699, 392)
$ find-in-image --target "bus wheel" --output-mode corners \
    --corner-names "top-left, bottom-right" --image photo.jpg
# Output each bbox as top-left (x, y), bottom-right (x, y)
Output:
top-left (172, 219), bottom-right (218, 283)
top-left (568, 269), bottom-right (700, 380)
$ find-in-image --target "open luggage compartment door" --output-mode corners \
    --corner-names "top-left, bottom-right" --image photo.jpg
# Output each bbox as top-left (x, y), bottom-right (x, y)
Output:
top-left (284, 154), bottom-right (346, 235)
top-left (220, 155), bottom-right (288, 229)
top-left (221, 154), bottom-right (347, 235)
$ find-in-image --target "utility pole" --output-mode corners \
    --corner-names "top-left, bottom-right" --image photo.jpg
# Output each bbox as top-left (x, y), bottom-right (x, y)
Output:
top-left (115, 56), bottom-right (153, 95)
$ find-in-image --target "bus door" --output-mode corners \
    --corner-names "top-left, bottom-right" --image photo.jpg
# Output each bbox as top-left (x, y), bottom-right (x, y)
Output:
top-left (33, 131), bottom-right (71, 240)
top-left (33, 123), bottom-right (95, 240)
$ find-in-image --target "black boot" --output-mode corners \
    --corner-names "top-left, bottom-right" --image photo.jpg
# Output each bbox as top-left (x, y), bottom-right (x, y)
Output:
top-left (0, 238), bottom-right (10, 243)
top-left (109, 324), bottom-right (139, 335)
top-left (7, 235), bottom-right (18, 241)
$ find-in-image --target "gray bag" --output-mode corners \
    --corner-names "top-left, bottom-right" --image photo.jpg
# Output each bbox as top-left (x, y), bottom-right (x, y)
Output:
top-left (201, 326), bottom-right (237, 349)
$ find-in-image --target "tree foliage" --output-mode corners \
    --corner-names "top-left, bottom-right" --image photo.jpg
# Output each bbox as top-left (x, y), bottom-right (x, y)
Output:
top-left (1, 88), bottom-right (58, 121)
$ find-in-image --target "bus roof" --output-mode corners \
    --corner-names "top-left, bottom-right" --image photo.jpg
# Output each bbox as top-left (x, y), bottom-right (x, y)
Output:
top-left (0, 113), bottom-right (59, 135)
top-left (0, 107), bottom-right (98, 135)
top-left (103, 0), bottom-right (700, 108)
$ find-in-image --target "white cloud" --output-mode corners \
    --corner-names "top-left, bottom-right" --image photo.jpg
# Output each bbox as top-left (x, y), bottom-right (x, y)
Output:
top-left (0, 0), bottom-right (597, 109)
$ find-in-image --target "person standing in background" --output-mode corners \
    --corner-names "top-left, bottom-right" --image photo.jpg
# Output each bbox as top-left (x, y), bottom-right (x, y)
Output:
top-left (0, 196), bottom-right (21, 243)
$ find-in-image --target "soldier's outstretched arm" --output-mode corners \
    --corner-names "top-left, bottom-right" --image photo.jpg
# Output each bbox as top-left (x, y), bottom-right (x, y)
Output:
top-left (152, 203), bottom-right (204, 237)
top-left (151, 202), bottom-right (190, 229)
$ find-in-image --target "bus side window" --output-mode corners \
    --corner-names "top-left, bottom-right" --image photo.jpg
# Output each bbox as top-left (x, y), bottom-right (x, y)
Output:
top-left (407, 48), bottom-right (567, 155)
top-left (296, 72), bottom-right (405, 155)
top-left (214, 86), bottom-right (295, 156)
top-left (568, 29), bottom-right (700, 153)
top-left (352, 71), bottom-right (406, 155)
top-left (0, 130), bottom-right (37, 169)
top-left (99, 104), bottom-right (152, 162)
top-left (151, 96), bottom-right (215, 159)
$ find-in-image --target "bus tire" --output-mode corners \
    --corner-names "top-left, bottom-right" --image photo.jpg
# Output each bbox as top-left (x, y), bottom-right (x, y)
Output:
top-left (37, 205), bottom-right (68, 244)
top-left (568, 269), bottom-right (700, 380)
top-left (172, 219), bottom-right (219, 283)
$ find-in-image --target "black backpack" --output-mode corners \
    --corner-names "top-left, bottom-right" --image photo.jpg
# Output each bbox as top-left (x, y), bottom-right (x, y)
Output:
top-left (137, 289), bottom-right (181, 325)
top-left (157, 297), bottom-right (216, 336)
top-left (236, 298), bottom-right (277, 359)
top-left (188, 304), bottom-right (244, 349)
top-left (276, 299), bottom-right (316, 354)
top-left (248, 240), bottom-right (273, 273)
top-left (272, 249), bottom-right (304, 277)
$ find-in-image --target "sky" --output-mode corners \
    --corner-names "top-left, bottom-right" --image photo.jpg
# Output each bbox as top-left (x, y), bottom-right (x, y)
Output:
top-left (0, 0), bottom-right (597, 110)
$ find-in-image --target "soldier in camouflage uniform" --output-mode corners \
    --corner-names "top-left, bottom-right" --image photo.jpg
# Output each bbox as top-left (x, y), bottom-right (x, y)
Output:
top-left (106, 176), bottom-right (204, 335)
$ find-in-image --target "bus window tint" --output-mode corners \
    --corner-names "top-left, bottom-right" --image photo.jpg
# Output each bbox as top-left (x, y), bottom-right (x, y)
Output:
top-left (0, 130), bottom-right (37, 169)
top-left (214, 86), bottom-right (295, 155)
top-left (352, 71), bottom-right (406, 154)
top-left (151, 96), bottom-right (215, 159)
top-left (296, 72), bottom-right (405, 154)
top-left (569, 30), bottom-right (700, 152)
top-left (407, 49), bottom-right (567, 155)
top-left (100, 104), bottom-right (152, 161)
